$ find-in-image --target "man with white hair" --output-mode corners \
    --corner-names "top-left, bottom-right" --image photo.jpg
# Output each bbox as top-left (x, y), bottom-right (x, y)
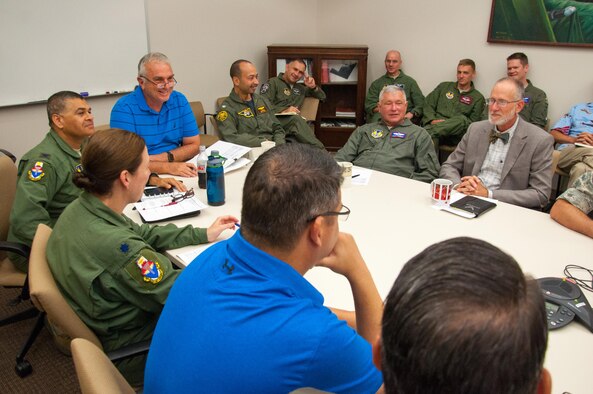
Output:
top-left (440, 77), bottom-right (554, 209)
top-left (110, 52), bottom-right (200, 177)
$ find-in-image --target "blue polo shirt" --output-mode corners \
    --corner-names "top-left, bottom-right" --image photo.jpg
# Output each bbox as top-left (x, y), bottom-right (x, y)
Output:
top-left (110, 86), bottom-right (199, 155)
top-left (145, 231), bottom-right (382, 394)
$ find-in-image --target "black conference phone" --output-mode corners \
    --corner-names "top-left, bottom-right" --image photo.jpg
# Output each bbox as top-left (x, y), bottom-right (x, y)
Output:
top-left (538, 277), bottom-right (593, 332)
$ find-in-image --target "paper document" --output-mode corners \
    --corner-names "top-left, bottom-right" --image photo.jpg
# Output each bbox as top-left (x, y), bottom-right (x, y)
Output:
top-left (176, 230), bottom-right (235, 266)
top-left (575, 143), bottom-right (593, 149)
top-left (352, 167), bottom-right (372, 185)
top-left (134, 196), bottom-right (207, 223)
top-left (275, 111), bottom-right (299, 116)
top-left (188, 140), bottom-right (251, 173)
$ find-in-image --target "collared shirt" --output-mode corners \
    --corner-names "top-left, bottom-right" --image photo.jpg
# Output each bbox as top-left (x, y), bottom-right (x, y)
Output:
top-left (145, 231), bottom-right (383, 393)
top-left (110, 86), bottom-right (199, 155)
top-left (478, 116), bottom-right (519, 191)
top-left (552, 102), bottom-right (593, 150)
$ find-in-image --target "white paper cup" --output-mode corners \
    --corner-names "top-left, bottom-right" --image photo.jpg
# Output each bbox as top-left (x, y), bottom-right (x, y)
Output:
top-left (248, 147), bottom-right (263, 161)
top-left (261, 141), bottom-right (276, 152)
top-left (338, 162), bottom-right (353, 187)
top-left (430, 178), bottom-right (453, 205)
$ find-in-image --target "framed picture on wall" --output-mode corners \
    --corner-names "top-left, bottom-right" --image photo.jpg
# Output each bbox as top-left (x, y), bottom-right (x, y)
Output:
top-left (487, 0), bottom-right (593, 48)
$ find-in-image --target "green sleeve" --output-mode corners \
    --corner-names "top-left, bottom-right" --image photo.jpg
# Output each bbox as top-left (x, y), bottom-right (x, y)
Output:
top-left (411, 130), bottom-right (440, 183)
top-left (335, 127), bottom-right (364, 162)
top-left (127, 217), bottom-right (208, 250)
top-left (365, 80), bottom-right (382, 118)
top-left (9, 159), bottom-right (60, 247)
top-left (306, 86), bottom-right (326, 101)
top-left (272, 114), bottom-right (287, 145)
top-left (468, 94), bottom-right (486, 123)
top-left (530, 93), bottom-right (548, 129)
top-left (422, 84), bottom-right (441, 125)
top-left (408, 80), bottom-right (425, 117)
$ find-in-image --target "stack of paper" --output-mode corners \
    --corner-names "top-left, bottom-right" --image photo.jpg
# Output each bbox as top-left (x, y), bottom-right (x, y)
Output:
top-left (134, 196), bottom-right (207, 223)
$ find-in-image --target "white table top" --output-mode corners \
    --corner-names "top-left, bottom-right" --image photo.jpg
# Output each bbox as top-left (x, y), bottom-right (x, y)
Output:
top-left (125, 166), bottom-right (593, 394)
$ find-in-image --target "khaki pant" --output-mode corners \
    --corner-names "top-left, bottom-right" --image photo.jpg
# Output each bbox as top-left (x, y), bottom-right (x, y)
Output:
top-left (557, 145), bottom-right (593, 187)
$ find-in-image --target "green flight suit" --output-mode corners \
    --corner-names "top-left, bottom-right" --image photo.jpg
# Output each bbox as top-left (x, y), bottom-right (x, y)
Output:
top-left (334, 119), bottom-right (440, 183)
top-left (422, 81), bottom-right (485, 146)
top-left (8, 130), bottom-right (82, 272)
top-left (522, 80), bottom-right (548, 129)
top-left (46, 192), bottom-right (208, 385)
top-left (365, 71), bottom-right (425, 123)
top-left (260, 73), bottom-right (326, 148)
top-left (216, 90), bottom-right (286, 147)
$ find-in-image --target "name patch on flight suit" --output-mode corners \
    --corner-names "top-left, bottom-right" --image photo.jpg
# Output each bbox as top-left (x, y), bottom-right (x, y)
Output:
top-left (260, 83), bottom-right (269, 94)
top-left (459, 95), bottom-right (473, 105)
top-left (292, 87), bottom-right (302, 95)
top-left (28, 161), bottom-right (45, 182)
top-left (283, 88), bottom-right (291, 96)
top-left (391, 131), bottom-right (406, 139)
top-left (371, 129), bottom-right (384, 139)
top-left (446, 91), bottom-right (455, 100)
top-left (238, 108), bottom-right (254, 118)
top-left (216, 110), bottom-right (229, 122)
top-left (257, 106), bottom-right (267, 114)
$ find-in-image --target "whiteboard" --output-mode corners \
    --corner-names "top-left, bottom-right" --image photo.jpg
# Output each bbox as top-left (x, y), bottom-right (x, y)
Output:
top-left (0, 0), bottom-right (148, 107)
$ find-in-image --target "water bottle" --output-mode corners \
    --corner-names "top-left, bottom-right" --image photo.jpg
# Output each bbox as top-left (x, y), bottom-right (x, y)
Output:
top-left (196, 145), bottom-right (208, 189)
top-left (206, 150), bottom-right (225, 206)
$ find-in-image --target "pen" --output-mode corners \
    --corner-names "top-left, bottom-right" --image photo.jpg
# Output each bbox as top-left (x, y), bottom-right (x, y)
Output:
top-left (235, 223), bottom-right (241, 228)
top-left (352, 174), bottom-right (360, 178)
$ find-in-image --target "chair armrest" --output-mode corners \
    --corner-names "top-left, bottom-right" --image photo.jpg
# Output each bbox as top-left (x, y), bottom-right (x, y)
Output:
top-left (107, 339), bottom-right (151, 363)
top-left (0, 241), bottom-right (31, 258)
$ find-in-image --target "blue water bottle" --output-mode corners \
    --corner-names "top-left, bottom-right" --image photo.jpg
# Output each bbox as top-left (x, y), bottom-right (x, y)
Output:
top-left (206, 150), bottom-right (225, 206)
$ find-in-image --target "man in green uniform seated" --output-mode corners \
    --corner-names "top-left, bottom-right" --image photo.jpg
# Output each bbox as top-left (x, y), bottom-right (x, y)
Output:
top-left (506, 52), bottom-right (548, 129)
top-left (260, 58), bottom-right (325, 148)
top-left (422, 59), bottom-right (485, 147)
top-left (7, 91), bottom-right (184, 272)
top-left (335, 85), bottom-right (439, 183)
top-left (216, 59), bottom-right (286, 147)
top-left (365, 50), bottom-right (424, 124)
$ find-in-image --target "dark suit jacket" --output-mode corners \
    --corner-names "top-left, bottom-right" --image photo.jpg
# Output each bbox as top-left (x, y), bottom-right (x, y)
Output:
top-left (440, 118), bottom-right (554, 208)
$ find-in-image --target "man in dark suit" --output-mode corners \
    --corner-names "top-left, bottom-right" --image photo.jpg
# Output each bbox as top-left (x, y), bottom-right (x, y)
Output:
top-left (440, 77), bottom-right (554, 209)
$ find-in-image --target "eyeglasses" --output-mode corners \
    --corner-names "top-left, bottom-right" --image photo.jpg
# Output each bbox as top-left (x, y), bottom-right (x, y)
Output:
top-left (170, 188), bottom-right (194, 204)
top-left (486, 98), bottom-right (521, 108)
top-left (308, 204), bottom-right (351, 222)
top-left (140, 76), bottom-right (177, 89)
top-left (564, 264), bottom-right (593, 292)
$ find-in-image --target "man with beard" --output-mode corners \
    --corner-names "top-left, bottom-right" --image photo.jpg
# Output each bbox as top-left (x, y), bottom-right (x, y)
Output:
top-left (216, 59), bottom-right (286, 147)
top-left (260, 58), bottom-right (325, 148)
top-left (440, 78), bottom-right (554, 209)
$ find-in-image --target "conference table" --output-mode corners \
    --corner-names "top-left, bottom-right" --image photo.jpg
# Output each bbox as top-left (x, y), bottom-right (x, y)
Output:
top-left (125, 164), bottom-right (593, 394)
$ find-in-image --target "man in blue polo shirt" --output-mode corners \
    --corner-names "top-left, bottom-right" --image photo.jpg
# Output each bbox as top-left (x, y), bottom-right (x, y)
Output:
top-left (145, 144), bottom-right (384, 394)
top-left (110, 52), bottom-right (200, 177)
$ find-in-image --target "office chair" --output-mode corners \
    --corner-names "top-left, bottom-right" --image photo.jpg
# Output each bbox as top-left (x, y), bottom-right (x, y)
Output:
top-left (71, 338), bottom-right (135, 394)
top-left (24, 224), bottom-right (150, 377)
top-left (0, 151), bottom-right (39, 338)
top-left (190, 100), bottom-right (219, 147)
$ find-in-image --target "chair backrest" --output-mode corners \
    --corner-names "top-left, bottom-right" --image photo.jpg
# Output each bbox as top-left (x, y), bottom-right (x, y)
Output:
top-left (94, 124), bottom-right (111, 132)
top-left (189, 101), bottom-right (206, 132)
top-left (0, 152), bottom-right (17, 242)
top-left (28, 223), bottom-right (103, 350)
top-left (300, 97), bottom-right (320, 122)
top-left (71, 338), bottom-right (135, 394)
top-left (215, 96), bottom-right (227, 111)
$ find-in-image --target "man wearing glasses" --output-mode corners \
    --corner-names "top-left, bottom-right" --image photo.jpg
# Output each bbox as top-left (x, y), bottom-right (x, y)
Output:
top-left (110, 52), bottom-right (200, 177)
top-left (440, 77), bottom-right (554, 209)
top-left (146, 144), bottom-right (384, 393)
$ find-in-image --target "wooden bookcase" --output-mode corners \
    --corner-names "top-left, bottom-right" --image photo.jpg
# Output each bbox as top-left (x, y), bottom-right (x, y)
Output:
top-left (267, 44), bottom-right (368, 151)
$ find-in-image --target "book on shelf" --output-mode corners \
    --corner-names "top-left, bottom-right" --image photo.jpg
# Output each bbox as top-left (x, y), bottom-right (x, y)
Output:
top-left (335, 107), bottom-right (356, 117)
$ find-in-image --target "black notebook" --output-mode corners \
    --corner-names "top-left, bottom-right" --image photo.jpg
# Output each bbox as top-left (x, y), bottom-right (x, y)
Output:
top-left (448, 196), bottom-right (497, 218)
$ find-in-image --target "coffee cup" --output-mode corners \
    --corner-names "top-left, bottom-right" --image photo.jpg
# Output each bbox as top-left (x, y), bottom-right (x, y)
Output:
top-left (261, 141), bottom-right (276, 152)
top-left (338, 162), bottom-right (353, 187)
top-left (431, 178), bottom-right (453, 205)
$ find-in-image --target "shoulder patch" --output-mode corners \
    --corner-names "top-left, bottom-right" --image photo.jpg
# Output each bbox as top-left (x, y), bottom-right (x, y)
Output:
top-left (216, 110), bottom-right (229, 122)
top-left (371, 129), bottom-right (384, 139)
top-left (28, 161), bottom-right (45, 182)
top-left (257, 105), bottom-right (267, 114)
top-left (283, 88), bottom-right (291, 96)
top-left (260, 83), bottom-right (270, 94)
top-left (445, 91), bottom-right (455, 100)
top-left (125, 249), bottom-right (165, 285)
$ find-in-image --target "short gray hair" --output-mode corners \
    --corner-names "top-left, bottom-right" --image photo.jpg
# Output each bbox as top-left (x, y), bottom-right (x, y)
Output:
top-left (379, 85), bottom-right (407, 103)
top-left (138, 52), bottom-right (170, 76)
top-left (495, 77), bottom-right (525, 101)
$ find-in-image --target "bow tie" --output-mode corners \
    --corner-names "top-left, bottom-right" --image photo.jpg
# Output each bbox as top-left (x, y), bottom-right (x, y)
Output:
top-left (489, 130), bottom-right (510, 144)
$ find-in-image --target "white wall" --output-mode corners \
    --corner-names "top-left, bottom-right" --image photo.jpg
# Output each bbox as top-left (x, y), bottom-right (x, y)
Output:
top-left (2, 0), bottom-right (592, 159)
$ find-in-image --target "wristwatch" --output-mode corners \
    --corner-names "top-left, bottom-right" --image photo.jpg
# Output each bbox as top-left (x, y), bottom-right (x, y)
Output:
top-left (166, 151), bottom-right (174, 162)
